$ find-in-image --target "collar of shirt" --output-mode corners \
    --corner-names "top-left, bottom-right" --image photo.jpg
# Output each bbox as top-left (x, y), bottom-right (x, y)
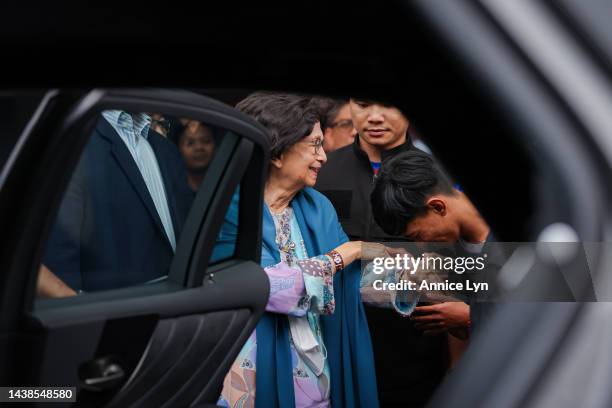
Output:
top-left (351, 134), bottom-right (414, 165)
top-left (102, 110), bottom-right (152, 144)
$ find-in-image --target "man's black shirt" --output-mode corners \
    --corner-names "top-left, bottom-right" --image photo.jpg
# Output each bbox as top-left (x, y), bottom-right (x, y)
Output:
top-left (316, 136), bottom-right (414, 241)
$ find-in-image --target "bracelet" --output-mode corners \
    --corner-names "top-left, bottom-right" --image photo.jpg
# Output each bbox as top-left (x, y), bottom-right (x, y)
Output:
top-left (326, 249), bottom-right (345, 272)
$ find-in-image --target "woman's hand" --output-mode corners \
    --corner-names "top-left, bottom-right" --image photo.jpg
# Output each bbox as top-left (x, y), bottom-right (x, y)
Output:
top-left (332, 241), bottom-right (363, 268)
top-left (361, 242), bottom-right (389, 260)
top-left (331, 242), bottom-right (414, 271)
top-left (363, 243), bottom-right (413, 261)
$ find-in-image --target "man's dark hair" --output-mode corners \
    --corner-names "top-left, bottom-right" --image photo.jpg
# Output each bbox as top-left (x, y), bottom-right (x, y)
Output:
top-left (371, 149), bottom-right (455, 235)
top-left (236, 92), bottom-right (321, 160)
top-left (311, 97), bottom-right (349, 131)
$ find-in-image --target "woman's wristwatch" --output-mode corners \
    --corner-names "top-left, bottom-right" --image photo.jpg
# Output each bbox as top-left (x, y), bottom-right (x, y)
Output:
top-left (326, 249), bottom-right (345, 272)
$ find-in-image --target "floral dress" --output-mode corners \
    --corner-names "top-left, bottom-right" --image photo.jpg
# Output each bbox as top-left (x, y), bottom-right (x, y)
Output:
top-left (218, 206), bottom-right (335, 408)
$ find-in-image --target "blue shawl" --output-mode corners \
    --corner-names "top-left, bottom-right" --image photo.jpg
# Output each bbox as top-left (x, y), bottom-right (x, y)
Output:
top-left (213, 187), bottom-right (378, 408)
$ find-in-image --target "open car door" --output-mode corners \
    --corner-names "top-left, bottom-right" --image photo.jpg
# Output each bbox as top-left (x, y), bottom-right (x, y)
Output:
top-left (0, 89), bottom-right (270, 407)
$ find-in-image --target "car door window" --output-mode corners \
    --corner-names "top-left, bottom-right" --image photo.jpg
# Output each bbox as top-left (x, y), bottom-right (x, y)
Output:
top-left (38, 110), bottom-right (240, 297)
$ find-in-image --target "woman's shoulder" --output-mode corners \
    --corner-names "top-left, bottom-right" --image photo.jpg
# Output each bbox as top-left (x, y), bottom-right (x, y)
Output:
top-left (300, 187), bottom-right (337, 214)
top-left (293, 188), bottom-right (348, 246)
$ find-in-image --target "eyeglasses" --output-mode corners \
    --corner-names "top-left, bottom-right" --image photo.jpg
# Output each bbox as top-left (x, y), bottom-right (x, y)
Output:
top-left (329, 119), bottom-right (354, 130)
top-left (303, 138), bottom-right (325, 155)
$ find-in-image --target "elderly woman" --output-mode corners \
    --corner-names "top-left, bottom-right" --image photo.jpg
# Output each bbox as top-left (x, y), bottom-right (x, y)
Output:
top-left (214, 93), bottom-right (378, 408)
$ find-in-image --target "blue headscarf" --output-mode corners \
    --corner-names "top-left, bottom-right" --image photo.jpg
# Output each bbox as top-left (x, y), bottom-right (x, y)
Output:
top-left (213, 187), bottom-right (379, 408)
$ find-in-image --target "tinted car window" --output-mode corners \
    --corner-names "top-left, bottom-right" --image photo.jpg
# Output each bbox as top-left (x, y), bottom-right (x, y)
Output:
top-left (37, 110), bottom-right (239, 297)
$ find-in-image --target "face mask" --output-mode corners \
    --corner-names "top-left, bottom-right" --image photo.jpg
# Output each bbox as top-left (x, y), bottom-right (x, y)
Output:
top-left (288, 316), bottom-right (326, 376)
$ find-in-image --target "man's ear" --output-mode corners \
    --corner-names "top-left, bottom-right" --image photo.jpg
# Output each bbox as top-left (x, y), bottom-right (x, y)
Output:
top-left (426, 197), bottom-right (447, 216)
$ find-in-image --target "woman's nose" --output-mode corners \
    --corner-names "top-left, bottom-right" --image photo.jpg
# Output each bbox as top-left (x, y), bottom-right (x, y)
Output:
top-left (318, 148), bottom-right (327, 163)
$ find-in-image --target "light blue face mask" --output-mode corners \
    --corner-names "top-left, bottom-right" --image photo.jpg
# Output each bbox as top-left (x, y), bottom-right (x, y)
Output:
top-left (288, 316), bottom-right (326, 376)
top-left (393, 284), bottom-right (421, 316)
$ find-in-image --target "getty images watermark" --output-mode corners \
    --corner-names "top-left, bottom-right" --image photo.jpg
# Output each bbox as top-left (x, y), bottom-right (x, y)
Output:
top-left (369, 252), bottom-right (489, 293)
top-left (359, 241), bottom-right (605, 315)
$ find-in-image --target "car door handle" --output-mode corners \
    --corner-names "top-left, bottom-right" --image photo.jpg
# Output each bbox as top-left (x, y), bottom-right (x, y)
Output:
top-left (82, 362), bottom-right (125, 390)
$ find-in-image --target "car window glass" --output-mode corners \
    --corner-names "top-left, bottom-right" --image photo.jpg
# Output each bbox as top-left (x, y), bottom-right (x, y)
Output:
top-left (37, 110), bottom-right (239, 298)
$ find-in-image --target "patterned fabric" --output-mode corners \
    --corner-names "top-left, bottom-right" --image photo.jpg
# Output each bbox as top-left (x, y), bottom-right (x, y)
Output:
top-left (218, 206), bottom-right (335, 408)
top-left (298, 258), bottom-right (335, 315)
top-left (102, 110), bottom-right (176, 251)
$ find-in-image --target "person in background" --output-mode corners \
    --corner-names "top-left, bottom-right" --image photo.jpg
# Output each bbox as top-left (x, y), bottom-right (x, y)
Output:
top-left (318, 98), bottom-right (357, 153)
top-left (316, 98), bottom-right (468, 407)
top-left (214, 92), bottom-right (379, 408)
top-left (177, 121), bottom-right (216, 192)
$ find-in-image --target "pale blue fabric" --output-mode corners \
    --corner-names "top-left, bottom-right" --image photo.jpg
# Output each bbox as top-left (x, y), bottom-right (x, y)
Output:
top-left (287, 209), bottom-right (331, 387)
top-left (102, 110), bottom-right (176, 250)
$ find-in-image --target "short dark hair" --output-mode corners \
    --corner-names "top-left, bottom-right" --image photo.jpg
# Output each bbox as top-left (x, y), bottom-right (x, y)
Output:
top-left (311, 97), bottom-right (349, 131)
top-left (371, 149), bottom-right (455, 235)
top-left (236, 92), bottom-right (322, 160)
